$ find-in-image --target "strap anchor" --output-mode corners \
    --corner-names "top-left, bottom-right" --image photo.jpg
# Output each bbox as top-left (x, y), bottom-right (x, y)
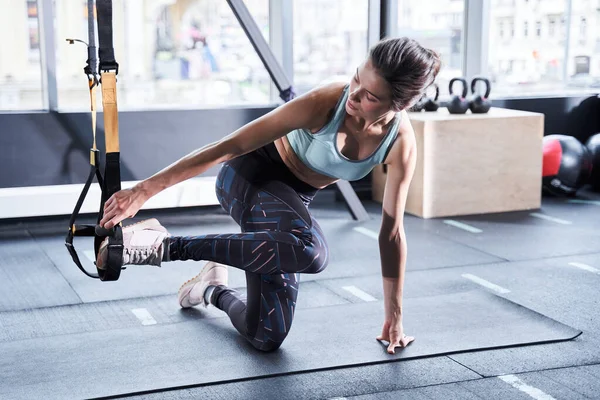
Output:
top-left (64, 0), bottom-right (124, 281)
top-left (66, 38), bottom-right (99, 88)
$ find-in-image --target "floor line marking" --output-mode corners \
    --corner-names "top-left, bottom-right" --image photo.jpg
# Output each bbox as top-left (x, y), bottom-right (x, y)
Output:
top-left (529, 212), bottom-right (572, 225)
top-left (353, 227), bottom-right (379, 240)
top-left (342, 286), bottom-right (377, 302)
top-left (131, 308), bottom-right (157, 326)
top-left (498, 374), bottom-right (557, 400)
top-left (568, 262), bottom-right (600, 274)
top-left (462, 273), bottom-right (511, 294)
top-left (567, 199), bottom-right (600, 206)
top-left (444, 220), bottom-right (483, 233)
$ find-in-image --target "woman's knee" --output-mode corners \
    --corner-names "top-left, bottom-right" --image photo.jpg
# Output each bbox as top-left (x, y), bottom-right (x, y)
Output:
top-left (299, 220), bottom-right (329, 274)
top-left (298, 239), bottom-right (329, 274)
top-left (300, 253), bottom-right (328, 274)
top-left (252, 338), bottom-right (285, 352)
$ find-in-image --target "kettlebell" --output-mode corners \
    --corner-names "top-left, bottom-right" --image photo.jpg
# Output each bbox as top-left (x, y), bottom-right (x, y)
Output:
top-left (469, 76), bottom-right (492, 113)
top-left (408, 94), bottom-right (426, 112)
top-left (423, 83), bottom-right (440, 112)
top-left (447, 77), bottom-right (469, 114)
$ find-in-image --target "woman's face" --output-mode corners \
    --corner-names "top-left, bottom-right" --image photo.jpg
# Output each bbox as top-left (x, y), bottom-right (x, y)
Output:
top-left (346, 58), bottom-right (394, 119)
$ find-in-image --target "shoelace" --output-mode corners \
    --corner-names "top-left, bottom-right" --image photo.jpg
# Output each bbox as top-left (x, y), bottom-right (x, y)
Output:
top-left (179, 271), bottom-right (204, 291)
top-left (126, 247), bottom-right (153, 263)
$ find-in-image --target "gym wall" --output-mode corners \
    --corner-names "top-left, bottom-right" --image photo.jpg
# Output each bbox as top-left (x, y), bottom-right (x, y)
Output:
top-left (0, 106), bottom-right (272, 189)
top-left (0, 94), bottom-right (598, 191)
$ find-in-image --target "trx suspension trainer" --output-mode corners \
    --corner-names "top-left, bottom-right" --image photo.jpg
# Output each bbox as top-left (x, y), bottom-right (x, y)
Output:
top-left (65, 0), bottom-right (124, 281)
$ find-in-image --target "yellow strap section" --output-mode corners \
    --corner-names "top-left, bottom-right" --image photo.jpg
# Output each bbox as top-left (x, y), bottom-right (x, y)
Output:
top-left (101, 72), bottom-right (120, 153)
top-left (90, 78), bottom-right (97, 150)
top-left (89, 78), bottom-right (98, 166)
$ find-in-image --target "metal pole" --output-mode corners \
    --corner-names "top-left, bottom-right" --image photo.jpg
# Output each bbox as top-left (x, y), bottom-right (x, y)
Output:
top-left (380, 0), bottom-right (398, 39)
top-left (562, 0), bottom-right (573, 82)
top-left (227, 0), bottom-right (292, 95)
top-left (38, 0), bottom-right (58, 111)
top-left (368, 0), bottom-right (381, 47)
top-left (227, 0), bottom-right (369, 221)
top-left (463, 0), bottom-right (490, 82)
top-left (269, 0), bottom-right (294, 101)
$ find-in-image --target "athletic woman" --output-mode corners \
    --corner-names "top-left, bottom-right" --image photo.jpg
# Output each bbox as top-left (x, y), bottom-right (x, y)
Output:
top-left (98, 37), bottom-right (441, 354)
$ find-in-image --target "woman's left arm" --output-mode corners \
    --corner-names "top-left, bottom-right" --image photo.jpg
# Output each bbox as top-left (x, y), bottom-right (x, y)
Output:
top-left (376, 117), bottom-right (417, 353)
top-left (379, 116), bottom-right (416, 303)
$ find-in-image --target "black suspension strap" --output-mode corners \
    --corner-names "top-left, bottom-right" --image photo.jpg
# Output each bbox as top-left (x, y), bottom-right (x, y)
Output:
top-left (94, 0), bottom-right (123, 281)
top-left (65, 0), bottom-right (123, 281)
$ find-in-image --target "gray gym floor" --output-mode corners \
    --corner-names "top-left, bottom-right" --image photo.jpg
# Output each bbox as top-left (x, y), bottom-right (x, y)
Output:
top-left (1, 189), bottom-right (600, 400)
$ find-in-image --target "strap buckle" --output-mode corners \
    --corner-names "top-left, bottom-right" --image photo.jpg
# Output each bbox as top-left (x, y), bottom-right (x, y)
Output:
top-left (99, 61), bottom-right (119, 75)
top-left (98, 48), bottom-right (119, 74)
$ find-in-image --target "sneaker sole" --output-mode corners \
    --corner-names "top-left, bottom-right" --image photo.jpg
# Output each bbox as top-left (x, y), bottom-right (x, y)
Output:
top-left (178, 263), bottom-right (226, 309)
top-left (97, 218), bottom-right (168, 269)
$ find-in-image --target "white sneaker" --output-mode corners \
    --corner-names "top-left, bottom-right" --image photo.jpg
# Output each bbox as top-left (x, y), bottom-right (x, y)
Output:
top-left (97, 218), bottom-right (170, 269)
top-left (178, 262), bottom-right (228, 308)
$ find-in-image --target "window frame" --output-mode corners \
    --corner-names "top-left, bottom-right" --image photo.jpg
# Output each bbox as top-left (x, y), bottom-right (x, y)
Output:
top-left (31, 0), bottom-right (599, 111)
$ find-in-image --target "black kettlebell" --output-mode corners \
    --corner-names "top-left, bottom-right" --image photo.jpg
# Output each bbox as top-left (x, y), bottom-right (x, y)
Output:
top-left (447, 78), bottom-right (469, 114)
top-left (408, 94), bottom-right (426, 112)
top-left (469, 76), bottom-right (492, 113)
top-left (423, 83), bottom-right (440, 112)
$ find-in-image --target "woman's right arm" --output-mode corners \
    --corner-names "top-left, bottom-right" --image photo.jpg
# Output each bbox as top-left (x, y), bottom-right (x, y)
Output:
top-left (99, 83), bottom-right (342, 228)
top-left (136, 85), bottom-right (333, 199)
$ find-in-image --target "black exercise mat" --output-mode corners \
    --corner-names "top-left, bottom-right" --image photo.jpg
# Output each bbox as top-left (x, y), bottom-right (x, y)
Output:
top-left (0, 234), bottom-right (81, 312)
top-left (0, 281), bottom-right (348, 344)
top-left (0, 290), bottom-right (581, 400)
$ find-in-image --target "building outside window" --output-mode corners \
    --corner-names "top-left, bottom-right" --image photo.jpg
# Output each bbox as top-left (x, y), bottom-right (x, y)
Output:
top-left (1, 0), bottom-right (598, 111)
top-left (396, 0), bottom-right (465, 99)
top-left (489, 0), bottom-right (600, 95)
top-left (54, 0), bottom-right (272, 110)
top-left (293, 0), bottom-right (369, 95)
top-left (0, 0), bottom-right (43, 110)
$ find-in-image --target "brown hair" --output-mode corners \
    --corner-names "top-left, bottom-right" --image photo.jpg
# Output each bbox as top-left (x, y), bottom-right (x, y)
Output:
top-left (369, 37), bottom-right (441, 110)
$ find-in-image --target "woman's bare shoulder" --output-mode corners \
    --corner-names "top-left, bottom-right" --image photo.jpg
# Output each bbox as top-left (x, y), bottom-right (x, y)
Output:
top-left (303, 80), bottom-right (346, 105)
top-left (300, 81), bottom-right (347, 130)
top-left (312, 80), bottom-right (347, 100)
top-left (383, 110), bottom-right (417, 166)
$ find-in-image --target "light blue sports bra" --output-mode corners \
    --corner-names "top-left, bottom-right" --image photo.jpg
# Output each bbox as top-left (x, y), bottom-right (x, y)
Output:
top-left (286, 85), bottom-right (400, 181)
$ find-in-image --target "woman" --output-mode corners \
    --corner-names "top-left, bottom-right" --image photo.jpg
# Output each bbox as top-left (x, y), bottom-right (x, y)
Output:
top-left (98, 37), bottom-right (441, 354)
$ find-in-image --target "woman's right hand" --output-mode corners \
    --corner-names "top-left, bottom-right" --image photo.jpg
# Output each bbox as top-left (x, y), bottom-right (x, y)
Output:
top-left (99, 185), bottom-right (149, 229)
top-left (376, 314), bottom-right (415, 354)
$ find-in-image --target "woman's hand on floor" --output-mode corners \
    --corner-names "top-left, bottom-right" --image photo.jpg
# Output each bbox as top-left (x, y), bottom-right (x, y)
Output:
top-left (99, 186), bottom-right (149, 229)
top-left (376, 316), bottom-right (415, 354)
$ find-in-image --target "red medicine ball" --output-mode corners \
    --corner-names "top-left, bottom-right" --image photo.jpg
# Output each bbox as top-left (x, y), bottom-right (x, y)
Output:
top-left (542, 134), bottom-right (593, 196)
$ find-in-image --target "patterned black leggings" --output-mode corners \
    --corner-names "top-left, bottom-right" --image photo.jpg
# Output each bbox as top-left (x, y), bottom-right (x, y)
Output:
top-left (166, 145), bottom-right (329, 351)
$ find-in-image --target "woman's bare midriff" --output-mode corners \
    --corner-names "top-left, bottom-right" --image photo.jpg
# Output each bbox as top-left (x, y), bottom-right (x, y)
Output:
top-left (273, 136), bottom-right (339, 190)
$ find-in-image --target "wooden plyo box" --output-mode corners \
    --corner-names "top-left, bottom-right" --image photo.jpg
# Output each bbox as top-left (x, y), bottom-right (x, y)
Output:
top-left (372, 107), bottom-right (544, 218)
